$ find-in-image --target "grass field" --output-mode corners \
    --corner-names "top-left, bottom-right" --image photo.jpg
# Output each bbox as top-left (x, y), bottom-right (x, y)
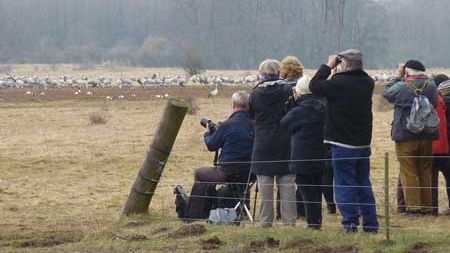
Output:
top-left (2, 66), bottom-right (450, 253)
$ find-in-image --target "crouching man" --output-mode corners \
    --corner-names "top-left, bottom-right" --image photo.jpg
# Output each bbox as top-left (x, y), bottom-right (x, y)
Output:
top-left (174, 91), bottom-right (254, 222)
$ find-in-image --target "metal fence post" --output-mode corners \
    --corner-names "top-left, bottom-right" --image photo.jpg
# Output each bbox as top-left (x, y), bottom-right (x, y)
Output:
top-left (384, 152), bottom-right (391, 241)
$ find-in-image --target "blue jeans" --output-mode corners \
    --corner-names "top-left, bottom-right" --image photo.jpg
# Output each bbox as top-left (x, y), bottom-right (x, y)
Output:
top-left (332, 145), bottom-right (378, 232)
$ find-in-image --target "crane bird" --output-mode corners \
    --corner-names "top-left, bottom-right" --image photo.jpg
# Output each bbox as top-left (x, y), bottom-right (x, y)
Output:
top-left (208, 84), bottom-right (218, 98)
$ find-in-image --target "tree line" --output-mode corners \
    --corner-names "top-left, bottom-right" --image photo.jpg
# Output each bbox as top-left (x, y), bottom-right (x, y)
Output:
top-left (0, 0), bottom-right (449, 70)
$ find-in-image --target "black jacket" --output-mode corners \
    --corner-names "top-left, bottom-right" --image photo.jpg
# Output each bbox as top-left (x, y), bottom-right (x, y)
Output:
top-left (280, 94), bottom-right (326, 175)
top-left (310, 65), bottom-right (374, 147)
top-left (204, 110), bottom-right (254, 175)
top-left (249, 79), bottom-right (292, 176)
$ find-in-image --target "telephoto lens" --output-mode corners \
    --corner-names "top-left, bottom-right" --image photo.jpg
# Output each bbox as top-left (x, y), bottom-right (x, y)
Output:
top-left (200, 118), bottom-right (217, 132)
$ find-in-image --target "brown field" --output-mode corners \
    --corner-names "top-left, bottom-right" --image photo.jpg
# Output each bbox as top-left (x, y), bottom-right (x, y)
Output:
top-left (2, 67), bottom-right (450, 252)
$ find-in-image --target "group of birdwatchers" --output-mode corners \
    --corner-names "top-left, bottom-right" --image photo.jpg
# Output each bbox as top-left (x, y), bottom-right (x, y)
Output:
top-left (173, 48), bottom-right (450, 234)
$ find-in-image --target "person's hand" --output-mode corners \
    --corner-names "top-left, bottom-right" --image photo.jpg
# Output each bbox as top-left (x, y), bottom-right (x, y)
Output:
top-left (327, 55), bottom-right (339, 69)
top-left (293, 90), bottom-right (300, 100)
top-left (397, 63), bottom-right (406, 79)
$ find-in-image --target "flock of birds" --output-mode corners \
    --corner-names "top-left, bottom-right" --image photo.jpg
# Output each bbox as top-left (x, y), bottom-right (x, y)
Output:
top-left (0, 73), bottom-right (261, 99)
top-left (0, 73), bottom-right (260, 90)
top-left (0, 71), bottom-right (409, 100)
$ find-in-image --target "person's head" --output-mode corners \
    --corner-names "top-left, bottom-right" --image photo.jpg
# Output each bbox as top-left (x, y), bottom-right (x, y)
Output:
top-left (404, 60), bottom-right (426, 77)
top-left (337, 49), bottom-right (363, 72)
top-left (258, 59), bottom-right (281, 81)
top-left (281, 56), bottom-right (304, 82)
top-left (434, 74), bottom-right (449, 86)
top-left (294, 75), bottom-right (311, 99)
top-left (231, 91), bottom-right (249, 110)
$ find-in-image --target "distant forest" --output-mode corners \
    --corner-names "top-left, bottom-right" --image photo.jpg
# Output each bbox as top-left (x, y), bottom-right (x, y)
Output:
top-left (0, 0), bottom-right (449, 69)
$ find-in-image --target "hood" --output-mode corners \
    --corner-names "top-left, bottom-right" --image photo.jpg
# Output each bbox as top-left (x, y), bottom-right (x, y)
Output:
top-left (254, 79), bottom-right (289, 106)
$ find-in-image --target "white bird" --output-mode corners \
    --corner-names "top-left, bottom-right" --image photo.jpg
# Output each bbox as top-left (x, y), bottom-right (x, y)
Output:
top-left (118, 95), bottom-right (125, 99)
top-left (208, 84), bottom-right (218, 98)
top-left (106, 96), bottom-right (113, 100)
top-left (25, 91), bottom-right (33, 96)
top-left (86, 91), bottom-right (93, 96)
top-left (164, 93), bottom-right (169, 99)
top-left (39, 92), bottom-right (45, 96)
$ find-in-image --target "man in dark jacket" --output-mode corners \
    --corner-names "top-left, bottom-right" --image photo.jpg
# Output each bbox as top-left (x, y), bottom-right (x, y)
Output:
top-left (383, 60), bottom-right (438, 216)
top-left (249, 59), bottom-right (297, 227)
top-left (309, 49), bottom-right (378, 233)
top-left (281, 75), bottom-right (326, 229)
top-left (175, 91), bottom-right (254, 221)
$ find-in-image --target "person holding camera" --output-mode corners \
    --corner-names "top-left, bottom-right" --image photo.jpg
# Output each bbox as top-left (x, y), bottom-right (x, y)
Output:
top-left (249, 59), bottom-right (297, 227)
top-left (309, 49), bottom-right (378, 233)
top-left (174, 91), bottom-right (254, 221)
top-left (280, 75), bottom-right (326, 229)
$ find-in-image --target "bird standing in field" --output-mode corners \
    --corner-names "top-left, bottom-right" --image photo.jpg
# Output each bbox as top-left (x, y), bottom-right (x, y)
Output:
top-left (208, 84), bottom-right (218, 98)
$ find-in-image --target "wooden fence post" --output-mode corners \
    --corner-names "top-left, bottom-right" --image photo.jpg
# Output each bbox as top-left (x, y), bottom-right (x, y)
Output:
top-left (123, 98), bottom-right (188, 215)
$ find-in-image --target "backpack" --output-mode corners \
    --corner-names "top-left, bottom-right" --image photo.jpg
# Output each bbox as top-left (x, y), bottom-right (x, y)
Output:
top-left (405, 81), bottom-right (440, 134)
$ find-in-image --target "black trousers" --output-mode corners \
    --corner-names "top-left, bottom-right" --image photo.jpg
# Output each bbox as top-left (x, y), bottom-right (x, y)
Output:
top-left (276, 167), bottom-right (335, 219)
top-left (185, 166), bottom-right (250, 220)
top-left (186, 166), bottom-right (228, 220)
top-left (297, 173), bottom-right (323, 228)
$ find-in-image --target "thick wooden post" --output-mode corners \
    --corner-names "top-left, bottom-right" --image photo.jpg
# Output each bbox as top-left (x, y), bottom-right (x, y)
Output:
top-left (123, 98), bottom-right (188, 215)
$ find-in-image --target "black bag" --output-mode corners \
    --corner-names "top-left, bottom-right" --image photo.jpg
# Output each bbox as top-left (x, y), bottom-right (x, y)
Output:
top-left (174, 185), bottom-right (189, 219)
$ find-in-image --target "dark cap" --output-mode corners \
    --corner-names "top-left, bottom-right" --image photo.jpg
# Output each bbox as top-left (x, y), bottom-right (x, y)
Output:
top-left (434, 74), bottom-right (449, 86)
top-left (338, 49), bottom-right (362, 62)
top-left (405, 60), bottom-right (426, 72)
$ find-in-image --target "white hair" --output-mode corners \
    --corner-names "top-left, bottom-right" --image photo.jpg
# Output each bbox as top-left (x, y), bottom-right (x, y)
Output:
top-left (405, 67), bottom-right (426, 76)
top-left (232, 91), bottom-right (249, 109)
top-left (295, 76), bottom-right (312, 95)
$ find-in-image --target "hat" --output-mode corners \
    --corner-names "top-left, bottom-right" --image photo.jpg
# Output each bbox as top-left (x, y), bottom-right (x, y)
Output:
top-left (438, 79), bottom-right (450, 96)
top-left (338, 49), bottom-right (362, 62)
top-left (405, 60), bottom-right (426, 72)
top-left (295, 76), bottom-right (311, 95)
top-left (434, 74), bottom-right (449, 86)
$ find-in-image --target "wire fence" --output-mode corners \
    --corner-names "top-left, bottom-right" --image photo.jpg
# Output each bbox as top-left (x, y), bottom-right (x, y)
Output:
top-left (141, 153), bottom-right (450, 241)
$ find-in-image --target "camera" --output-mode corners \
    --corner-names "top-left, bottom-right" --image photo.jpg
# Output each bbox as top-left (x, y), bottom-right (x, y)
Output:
top-left (200, 118), bottom-right (218, 132)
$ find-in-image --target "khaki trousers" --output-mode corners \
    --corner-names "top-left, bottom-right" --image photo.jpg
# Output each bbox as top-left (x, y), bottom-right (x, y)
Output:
top-left (396, 141), bottom-right (433, 212)
top-left (257, 174), bottom-right (297, 227)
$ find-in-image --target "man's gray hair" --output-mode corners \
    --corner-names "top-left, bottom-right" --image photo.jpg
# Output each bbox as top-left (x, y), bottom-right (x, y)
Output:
top-left (232, 91), bottom-right (249, 109)
top-left (405, 67), bottom-right (426, 76)
top-left (342, 58), bottom-right (363, 71)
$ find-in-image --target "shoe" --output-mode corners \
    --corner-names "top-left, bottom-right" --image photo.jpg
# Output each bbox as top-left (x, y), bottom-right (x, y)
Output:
top-left (343, 223), bottom-right (358, 233)
top-left (400, 211), bottom-right (422, 217)
top-left (306, 224), bottom-right (322, 230)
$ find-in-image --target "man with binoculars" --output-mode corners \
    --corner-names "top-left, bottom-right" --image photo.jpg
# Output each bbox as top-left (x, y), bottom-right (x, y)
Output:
top-left (174, 91), bottom-right (254, 221)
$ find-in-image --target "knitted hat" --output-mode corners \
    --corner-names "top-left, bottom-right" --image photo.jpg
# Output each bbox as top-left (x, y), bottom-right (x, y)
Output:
top-left (295, 76), bottom-right (311, 95)
top-left (405, 60), bottom-right (426, 72)
top-left (338, 49), bottom-right (362, 62)
top-left (438, 79), bottom-right (450, 96)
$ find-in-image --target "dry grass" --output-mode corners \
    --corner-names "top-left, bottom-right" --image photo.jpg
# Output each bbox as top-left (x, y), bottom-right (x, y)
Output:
top-left (2, 68), bottom-right (450, 252)
top-left (88, 109), bottom-right (110, 125)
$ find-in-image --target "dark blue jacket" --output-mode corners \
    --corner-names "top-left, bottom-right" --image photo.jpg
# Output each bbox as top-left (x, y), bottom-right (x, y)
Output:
top-left (204, 110), bottom-right (254, 174)
top-left (280, 94), bottom-right (326, 175)
top-left (382, 78), bottom-right (438, 142)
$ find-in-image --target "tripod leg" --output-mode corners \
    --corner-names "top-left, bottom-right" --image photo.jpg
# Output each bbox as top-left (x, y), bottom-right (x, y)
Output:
top-left (252, 185), bottom-right (258, 224)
